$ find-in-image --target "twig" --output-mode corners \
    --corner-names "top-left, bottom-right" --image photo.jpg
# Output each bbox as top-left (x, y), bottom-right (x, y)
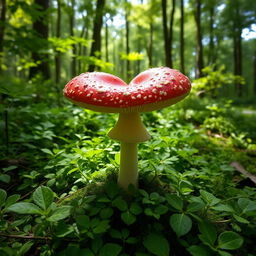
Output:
top-left (230, 161), bottom-right (256, 185)
top-left (0, 233), bottom-right (78, 242)
top-left (0, 234), bottom-right (52, 240)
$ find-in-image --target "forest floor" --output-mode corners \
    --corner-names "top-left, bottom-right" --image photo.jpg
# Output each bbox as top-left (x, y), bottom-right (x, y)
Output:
top-left (0, 94), bottom-right (256, 255)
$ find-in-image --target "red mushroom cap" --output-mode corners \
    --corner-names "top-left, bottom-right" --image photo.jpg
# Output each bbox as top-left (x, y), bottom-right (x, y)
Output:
top-left (64, 67), bottom-right (191, 113)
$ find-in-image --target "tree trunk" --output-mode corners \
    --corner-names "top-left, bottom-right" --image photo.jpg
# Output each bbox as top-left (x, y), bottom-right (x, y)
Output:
top-left (105, 16), bottom-right (109, 63)
top-left (162, 0), bottom-right (171, 67)
top-left (88, 0), bottom-right (105, 72)
top-left (0, 0), bottom-right (6, 74)
top-left (78, 17), bottom-right (87, 73)
top-left (254, 48), bottom-right (256, 95)
top-left (169, 0), bottom-right (175, 67)
top-left (233, 3), bottom-right (243, 97)
top-left (233, 31), bottom-right (243, 97)
top-left (161, 0), bottom-right (175, 68)
top-left (208, 5), bottom-right (214, 66)
top-left (180, 0), bottom-right (185, 73)
top-left (69, 0), bottom-right (76, 76)
top-left (55, 0), bottom-right (61, 84)
top-left (147, 22), bottom-right (153, 67)
top-left (29, 0), bottom-right (50, 79)
top-left (125, 0), bottom-right (131, 80)
top-left (194, 0), bottom-right (204, 78)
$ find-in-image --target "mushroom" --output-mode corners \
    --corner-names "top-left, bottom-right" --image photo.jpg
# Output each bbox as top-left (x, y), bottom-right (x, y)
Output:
top-left (64, 67), bottom-right (191, 189)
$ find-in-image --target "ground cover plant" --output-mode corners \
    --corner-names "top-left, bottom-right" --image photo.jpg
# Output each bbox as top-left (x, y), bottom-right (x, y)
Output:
top-left (1, 70), bottom-right (256, 255)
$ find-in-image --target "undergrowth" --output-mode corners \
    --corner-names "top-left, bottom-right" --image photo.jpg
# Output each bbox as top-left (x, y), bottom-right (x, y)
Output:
top-left (0, 92), bottom-right (256, 256)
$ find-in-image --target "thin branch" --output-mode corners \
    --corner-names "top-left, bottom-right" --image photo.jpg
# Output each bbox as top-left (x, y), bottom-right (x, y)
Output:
top-left (231, 161), bottom-right (256, 185)
top-left (0, 233), bottom-right (78, 242)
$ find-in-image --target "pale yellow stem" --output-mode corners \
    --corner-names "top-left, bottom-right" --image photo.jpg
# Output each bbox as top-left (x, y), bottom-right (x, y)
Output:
top-left (118, 142), bottom-right (138, 189)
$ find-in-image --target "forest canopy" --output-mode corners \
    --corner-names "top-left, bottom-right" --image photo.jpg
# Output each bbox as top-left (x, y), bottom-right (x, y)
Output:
top-left (0, 0), bottom-right (255, 99)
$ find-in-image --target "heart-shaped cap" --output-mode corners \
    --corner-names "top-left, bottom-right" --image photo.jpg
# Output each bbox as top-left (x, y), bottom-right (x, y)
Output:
top-left (64, 67), bottom-right (191, 113)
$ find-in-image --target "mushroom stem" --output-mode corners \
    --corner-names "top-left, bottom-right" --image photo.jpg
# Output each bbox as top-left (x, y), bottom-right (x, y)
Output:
top-left (108, 112), bottom-right (150, 143)
top-left (108, 112), bottom-right (151, 189)
top-left (118, 142), bottom-right (138, 189)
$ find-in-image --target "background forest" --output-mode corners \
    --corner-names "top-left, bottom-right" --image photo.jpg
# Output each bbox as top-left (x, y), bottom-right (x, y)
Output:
top-left (1, 0), bottom-right (256, 256)
top-left (0, 0), bottom-right (256, 96)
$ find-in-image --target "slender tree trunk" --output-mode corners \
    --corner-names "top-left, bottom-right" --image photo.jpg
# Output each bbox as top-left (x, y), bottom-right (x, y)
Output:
top-left (180, 0), bottom-right (185, 73)
top-left (208, 5), bottom-right (214, 66)
top-left (78, 17), bottom-right (87, 73)
top-left (254, 48), bottom-right (256, 95)
top-left (80, 19), bottom-right (90, 72)
top-left (88, 0), bottom-right (105, 72)
top-left (55, 0), bottom-right (61, 84)
top-left (235, 31), bottom-right (243, 97)
top-left (162, 0), bottom-right (171, 67)
top-left (169, 0), bottom-right (175, 67)
top-left (29, 0), bottom-right (50, 79)
top-left (69, 0), bottom-right (76, 76)
top-left (136, 28), bottom-right (142, 74)
top-left (105, 17), bottom-right (109, 62)
top-left (125, 0), bottom-right (130, 80)
top-left (147, 22), bottom-right (153, 67)
top-left (194, 0), bottom-right (204, 78)
top-left (0, 0), bottom-right (6, 74)
top-left (233, 3), bottom-right (243, 97)
top-left (0, 0), bottom-right (9, 152)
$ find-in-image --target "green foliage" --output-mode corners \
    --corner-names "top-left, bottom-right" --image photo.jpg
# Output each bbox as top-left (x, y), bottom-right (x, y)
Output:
top-left (48, 37), bottom-right (90, 53)
top-left (120, 52), bottom-right (144, 61)
top-left (192, 65), bottom-right (245, 98)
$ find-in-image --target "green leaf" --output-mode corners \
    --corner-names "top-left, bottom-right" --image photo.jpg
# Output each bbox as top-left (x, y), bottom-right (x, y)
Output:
top-left (200, 190), bottom-right (221, 206)
top-left (166, 194), bottom-right (183, 210)
top-left (143, 233), bottom-right (169, 256)
top-left (93, 220), bottom-right (110, 234)
top-left (100, 208), bottom-right (113, 219)
top-left (99, 243), bottom-right (122, 256)
top-left (218, 251), bottom-right (232, 256)
top-left (18, 241), bottom-right (33, 255)
top-left (55, 222), bottom-right (74, 237)
top-left (92, 237), bottom-right (103, 254)
top-left (170, 213), bottom-right (192, 237)
top-left (82, 249), bottom-right (94, 256)
top-left (105, 182), bottom-right (119, 199)
top-left (47, 206), bottom-right (71, 222)
top-left (187, 201), bottom-right (205, 212)
top-left (233, 214), bottom-right (249, 224)
top-left (2, 165), bottom-right (17, 171)
top-left (198, 221), bottom-right (217, 246)
top-left (115, 152), bottom-right (120, 165)
top-left (126, 237), bottom-right (138, 244)
top-left (33, 186), bottom-right (54, 210)
top-left (238, 198), bottom-right (256, 213)
top-left (5, 194), bottom-right (20, 208)
top-left (121, 211), bottom-right (136, 225)
top-left (7, 202), bottom-right (42, 214)
top-left (187, 245), bottom-right (209, 256)
top-left (154, 205), bottom-right (168, 215)
top-left (0, 174), bottom-right (11, 183)
top-left (218, 231), bottom-right (243, 250)
top-left (41, 148), bottom-right (54, 155)
top-left (76, 215), bottom-right (90, 229)
top-left (212, 204), bottom-right (234, 212)
top-left (0, 189), bottom-right (7, 207)
top-left (112, 197), bottom-right (128, 211)
top-left (129, 202), bottom-right (142, 215)
top-left (110, 229), bottom-right (122, 239)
